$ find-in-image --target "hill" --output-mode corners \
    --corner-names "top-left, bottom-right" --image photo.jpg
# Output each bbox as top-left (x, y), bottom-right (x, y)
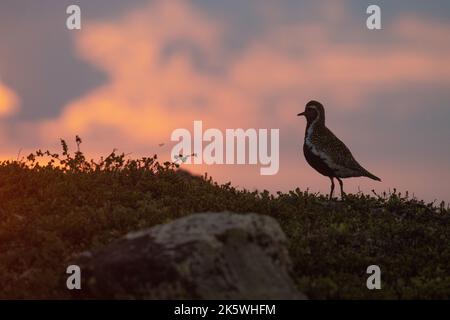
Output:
top-left (0, 138), bottom-right (449, 299)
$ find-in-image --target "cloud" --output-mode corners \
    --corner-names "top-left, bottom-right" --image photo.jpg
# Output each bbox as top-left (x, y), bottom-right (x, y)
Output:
top-left (228, 14), bottom-right (450, 109)
top-left (39, 1), bottom-right (226, 145)
top-left (43, 1), bottom-right (450, 138)
top-left (0, 81), bottom-right (19, 117)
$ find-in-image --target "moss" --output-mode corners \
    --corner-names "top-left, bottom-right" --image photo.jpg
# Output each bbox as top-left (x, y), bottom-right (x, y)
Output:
top-left (0, 138), bottom-right (449, 299)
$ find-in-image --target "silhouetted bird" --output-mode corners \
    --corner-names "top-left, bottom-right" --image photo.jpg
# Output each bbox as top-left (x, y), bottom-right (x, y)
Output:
top-left (297, 100), bottom-right (381, 200)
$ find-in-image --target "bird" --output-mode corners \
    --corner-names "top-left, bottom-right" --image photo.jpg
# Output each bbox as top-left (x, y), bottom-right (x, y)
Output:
top-left (297, 100), bottom-right (381, 200)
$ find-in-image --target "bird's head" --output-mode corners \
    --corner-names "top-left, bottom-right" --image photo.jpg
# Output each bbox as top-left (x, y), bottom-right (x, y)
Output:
top-left (297, 100), bottom-right (325, 124)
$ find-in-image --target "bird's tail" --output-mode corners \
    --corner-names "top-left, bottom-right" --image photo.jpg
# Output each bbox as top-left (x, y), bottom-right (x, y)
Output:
top-left (364, 170), bottom-right (381, 182)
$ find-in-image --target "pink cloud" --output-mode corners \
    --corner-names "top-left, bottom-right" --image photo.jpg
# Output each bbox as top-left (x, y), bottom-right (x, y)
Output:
top-left (0, 80), bottom-right (19, 117)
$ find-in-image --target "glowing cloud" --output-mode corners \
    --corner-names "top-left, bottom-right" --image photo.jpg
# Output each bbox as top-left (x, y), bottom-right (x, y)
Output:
top-left (0, 81), bottom-right (19, 117)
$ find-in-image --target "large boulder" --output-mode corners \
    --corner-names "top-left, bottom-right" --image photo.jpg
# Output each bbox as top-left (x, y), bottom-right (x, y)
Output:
top-left (73, 212), bottom-right (305, 299)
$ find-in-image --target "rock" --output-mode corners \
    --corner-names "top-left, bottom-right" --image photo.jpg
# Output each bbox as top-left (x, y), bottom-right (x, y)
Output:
top-left (73, 212), bottom-right (306, 299)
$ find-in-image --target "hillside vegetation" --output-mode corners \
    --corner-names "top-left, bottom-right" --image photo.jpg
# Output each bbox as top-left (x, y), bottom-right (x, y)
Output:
top-left (0, 138), bottom-right (449, 299)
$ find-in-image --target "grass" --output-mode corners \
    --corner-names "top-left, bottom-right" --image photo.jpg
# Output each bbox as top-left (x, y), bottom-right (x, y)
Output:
top-left (0, 137), bottom-right (449, 299)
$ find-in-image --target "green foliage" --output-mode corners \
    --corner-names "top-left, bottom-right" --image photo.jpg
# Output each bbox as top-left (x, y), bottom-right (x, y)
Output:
top-left (0, 138), bottom-right (449, 299)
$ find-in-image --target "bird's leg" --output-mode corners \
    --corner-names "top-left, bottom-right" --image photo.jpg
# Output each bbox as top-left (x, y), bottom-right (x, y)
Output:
top-left (337, 177), bottom-right (345, 200)
top-left (329, 177), bottom-right (335, 200)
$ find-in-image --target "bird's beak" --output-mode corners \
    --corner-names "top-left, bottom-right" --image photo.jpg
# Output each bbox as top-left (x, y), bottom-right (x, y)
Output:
top-left (297, 112), bottom-right (305, 116)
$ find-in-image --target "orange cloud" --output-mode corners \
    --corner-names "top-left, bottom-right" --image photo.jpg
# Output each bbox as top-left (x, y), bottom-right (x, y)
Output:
top-left (0, 81), bottom-right (19, 117)
top-left (39, 1), bottom-right (225, 146)
top-left (229, 16), bottom-right (450, 108)
top-left (44, 1), bottom-right (450, 137)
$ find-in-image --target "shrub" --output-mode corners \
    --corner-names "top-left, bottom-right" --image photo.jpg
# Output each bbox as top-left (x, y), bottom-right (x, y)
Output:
top-left (0, 138), bottom-right (449, 299)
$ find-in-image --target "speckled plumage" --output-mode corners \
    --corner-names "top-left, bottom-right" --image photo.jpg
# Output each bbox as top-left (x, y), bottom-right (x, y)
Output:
top-left (298, 100), bottom-right (380, 199)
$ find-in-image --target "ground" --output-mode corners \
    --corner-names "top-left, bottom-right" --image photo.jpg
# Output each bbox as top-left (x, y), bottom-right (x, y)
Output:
top-left (0, 139), bottom-right (449, 299)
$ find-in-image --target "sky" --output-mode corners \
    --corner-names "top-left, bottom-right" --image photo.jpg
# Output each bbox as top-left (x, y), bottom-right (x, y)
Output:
top-left (0, 0), bottom-right (449, 202)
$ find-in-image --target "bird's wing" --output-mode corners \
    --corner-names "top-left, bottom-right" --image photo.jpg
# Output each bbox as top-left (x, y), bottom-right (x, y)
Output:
top-left (313, 127), bottom-right (367, 176)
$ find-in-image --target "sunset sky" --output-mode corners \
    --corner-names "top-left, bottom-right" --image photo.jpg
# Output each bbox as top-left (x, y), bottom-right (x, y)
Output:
top-left (0, 0), bottom-right (449, 202)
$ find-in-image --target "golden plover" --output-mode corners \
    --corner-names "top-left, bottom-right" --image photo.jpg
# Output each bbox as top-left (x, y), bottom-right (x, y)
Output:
top-left (297, 100), bottom-right (381, 200)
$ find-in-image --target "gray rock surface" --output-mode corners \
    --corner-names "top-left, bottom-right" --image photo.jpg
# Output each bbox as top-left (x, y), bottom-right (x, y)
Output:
top-left (73, 212), bottom-right (306, 299)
